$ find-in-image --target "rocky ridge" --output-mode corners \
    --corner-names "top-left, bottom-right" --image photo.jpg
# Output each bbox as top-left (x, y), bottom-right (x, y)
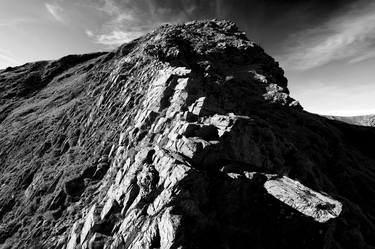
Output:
top-left (0, 20), bottom-right (375, 249)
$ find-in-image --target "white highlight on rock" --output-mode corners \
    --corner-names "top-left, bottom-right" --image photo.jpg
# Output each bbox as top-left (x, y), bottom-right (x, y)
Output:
top-left (264, 176), bottom-right (342, 223)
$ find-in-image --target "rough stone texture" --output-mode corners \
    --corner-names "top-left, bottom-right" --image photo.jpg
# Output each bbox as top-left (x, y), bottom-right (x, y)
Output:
top-left (0, 20), bottom-right (375, 249)
top-left (264, 176), bottom-right (342, 223)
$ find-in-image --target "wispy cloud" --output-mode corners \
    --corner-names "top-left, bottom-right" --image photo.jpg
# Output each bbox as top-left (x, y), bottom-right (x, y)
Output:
top-left (85, 29), bottom-right (94, 37)
top-left (84, 0), bottom-right (206, 47)
top-left (94, 30), bottom-right (144, 46)
top-left (280, 1), bottom-right (375, 70)
top-left (0, 49), bottom-right (21, 69)
top-left (349, 50), bottom-right (375, 63)
top-left (45, 3), bottom-right (66, 24)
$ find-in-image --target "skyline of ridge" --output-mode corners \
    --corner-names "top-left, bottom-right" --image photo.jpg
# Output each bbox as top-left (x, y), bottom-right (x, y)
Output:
top-left (0, 0), bottom-right (374, 116)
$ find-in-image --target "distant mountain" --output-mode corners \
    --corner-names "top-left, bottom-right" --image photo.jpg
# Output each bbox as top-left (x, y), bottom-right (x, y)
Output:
top-left (326, 115), bottom-right (375, 127)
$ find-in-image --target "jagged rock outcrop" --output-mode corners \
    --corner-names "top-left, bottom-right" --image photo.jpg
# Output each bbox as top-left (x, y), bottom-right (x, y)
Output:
top-left (0, 20), bottom-right (375, 249)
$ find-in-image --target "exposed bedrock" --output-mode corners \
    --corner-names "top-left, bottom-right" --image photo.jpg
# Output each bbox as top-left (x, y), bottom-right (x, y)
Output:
top-left (0, 20), bottom-right (375, 249)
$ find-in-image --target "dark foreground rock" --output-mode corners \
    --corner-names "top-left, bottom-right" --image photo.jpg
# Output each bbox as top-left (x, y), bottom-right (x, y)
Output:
top-left (0, 20), bottom-right (375, 249)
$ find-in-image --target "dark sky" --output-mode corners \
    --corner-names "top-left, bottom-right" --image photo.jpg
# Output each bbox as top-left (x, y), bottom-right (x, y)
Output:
top-left (1, 0), bottom-right (374, 115)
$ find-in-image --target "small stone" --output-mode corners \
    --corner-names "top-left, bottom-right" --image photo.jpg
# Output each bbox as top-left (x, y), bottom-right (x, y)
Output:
top-left (88, 233), bottom-right (109, 249)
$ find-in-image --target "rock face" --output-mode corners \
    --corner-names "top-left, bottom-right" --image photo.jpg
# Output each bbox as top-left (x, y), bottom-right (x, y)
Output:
top-left (0, 20), bottom-right (375, 249)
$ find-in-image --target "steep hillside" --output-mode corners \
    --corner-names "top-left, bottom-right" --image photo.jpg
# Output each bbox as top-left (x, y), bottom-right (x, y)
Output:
top-left (0, 20), bottom-right (375, 249)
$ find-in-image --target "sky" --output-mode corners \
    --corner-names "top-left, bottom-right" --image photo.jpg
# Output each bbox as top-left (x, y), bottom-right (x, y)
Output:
top-left (0, 0), bottom-right (374, 116)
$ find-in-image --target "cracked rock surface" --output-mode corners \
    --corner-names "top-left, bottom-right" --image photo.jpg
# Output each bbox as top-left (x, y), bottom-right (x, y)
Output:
top-left (1, 20), bottom-right (375, 249)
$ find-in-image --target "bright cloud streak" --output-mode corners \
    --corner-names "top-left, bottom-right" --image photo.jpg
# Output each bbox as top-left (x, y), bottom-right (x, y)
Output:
top-left (85, 0), bottom-right (192, 46)
top-left (93, 30), bottom-right (144, 46)
top-left (281, 2), bottom-right (375, 70)
top-left (45, 3), bottom-right (66, 24)
top-left (0, 50), bottom-right (21, 69)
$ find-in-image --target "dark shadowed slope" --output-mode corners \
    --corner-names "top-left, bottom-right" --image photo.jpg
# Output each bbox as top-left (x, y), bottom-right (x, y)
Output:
top-left (0, 20), bottom-right (375, 249)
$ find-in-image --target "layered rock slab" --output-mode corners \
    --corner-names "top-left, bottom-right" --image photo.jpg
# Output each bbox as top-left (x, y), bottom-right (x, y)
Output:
top-left (264, 176), bottom-right (342, 223)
